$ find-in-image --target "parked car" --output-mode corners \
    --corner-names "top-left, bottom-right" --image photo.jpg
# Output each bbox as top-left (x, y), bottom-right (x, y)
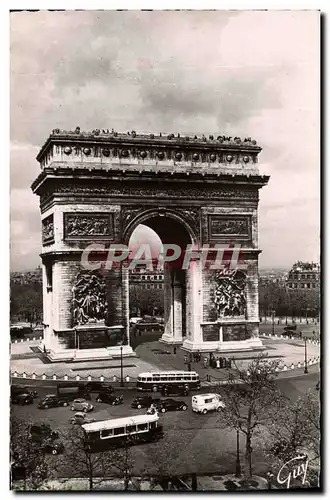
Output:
top-left (11, 392), bottom-right (34, 405)
top-left (41, 439), bottom-right (65, 455)
top-left (131, 396), bottom-right (161, 409)
top-left (84, 382), bottom-right (114, 394)
top-left (37, 394), bottom-right (69, 409)
top-left (96, 393), bottom-right (123, 405)
top-left (30, 423), bottom-right (59, 442)
top-left (192, 394), bottom-right (225, 414)
top-left (152, 399), bottom-right (188, 413)
top-left (11, 385), bottom-right (38, 399)
top-left (160, 385), bottom-right (189, 397)
top-left (70, 398), bottom-right (94, 412)
top-left (70, 412), bottom-right (96, 425)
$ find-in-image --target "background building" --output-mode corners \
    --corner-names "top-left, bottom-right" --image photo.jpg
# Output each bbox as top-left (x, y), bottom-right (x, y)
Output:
top-left (129, 263), bottom-right (164, 290)
top-left (286, 261), bottom-right (320, 290)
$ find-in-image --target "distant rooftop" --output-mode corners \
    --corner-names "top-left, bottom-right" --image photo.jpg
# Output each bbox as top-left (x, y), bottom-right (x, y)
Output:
top-left (291, 261), bottom-right (320, 272)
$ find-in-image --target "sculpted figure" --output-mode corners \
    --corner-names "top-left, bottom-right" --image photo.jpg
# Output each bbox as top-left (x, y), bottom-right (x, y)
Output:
top-left (214, 269), bottom-right (247, 318)
top-left (72, 271), bottom-right (107, 326)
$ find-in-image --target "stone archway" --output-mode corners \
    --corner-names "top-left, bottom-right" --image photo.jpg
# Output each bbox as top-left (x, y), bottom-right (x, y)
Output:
top-left (124, 209), bottom-right (201, 347)
top-left (32, 127), bottom-right (269, 360)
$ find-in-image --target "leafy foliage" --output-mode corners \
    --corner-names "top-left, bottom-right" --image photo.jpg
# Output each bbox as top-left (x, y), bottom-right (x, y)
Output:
top-left (10, 416), bottom-right (51, 490)
top-left (129, 285), bottom-right (164, 316)
top-left (216, 355), bottom-right (282, 477)
top-left (266, 390), bottom-right (320, 465)
top-left (62, 426), bottom-right (134, 490)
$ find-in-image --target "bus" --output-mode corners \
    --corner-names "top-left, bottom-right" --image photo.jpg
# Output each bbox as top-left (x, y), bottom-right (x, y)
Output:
top-left (81, 414), bottom-right (163, 452)
top-left (136, 371), bottom-right (200, 393)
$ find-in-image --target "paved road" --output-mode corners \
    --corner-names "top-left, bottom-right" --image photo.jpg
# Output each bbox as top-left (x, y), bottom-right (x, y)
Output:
top-left (11, 371), bottom-right (319, 478)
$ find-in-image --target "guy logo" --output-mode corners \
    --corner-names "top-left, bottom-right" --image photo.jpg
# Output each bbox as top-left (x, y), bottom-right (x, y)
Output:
top-left (277, 454), bottom-right (309, 489)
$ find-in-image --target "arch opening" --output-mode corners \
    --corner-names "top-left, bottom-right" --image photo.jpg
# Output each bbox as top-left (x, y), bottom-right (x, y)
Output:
top-left (128, 214), bottom-right (193, 348)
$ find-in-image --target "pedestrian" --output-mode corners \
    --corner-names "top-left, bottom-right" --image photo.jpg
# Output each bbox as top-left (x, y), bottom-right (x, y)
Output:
top-left (184, 355), bottom-right (188, 364)
top-left (173, 346), bottom-right (176, 355)
top-left (216, 358), bottom-right (220, 369)
top-left (198, 351), bottom-right (201, 363)
top-left (203, 357), bottom-right (208, 368)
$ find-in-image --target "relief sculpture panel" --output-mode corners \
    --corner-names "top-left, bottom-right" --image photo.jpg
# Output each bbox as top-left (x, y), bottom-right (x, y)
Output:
top-left (64, 213), bottom-right (114, 240)
top-left (208, 215), bottom-right (251, 243)
top-left (72, 271), bottom-right (107, 326)
top-left (213, 268), bottom-right (247, 319)
top-left (42, 214), bottom-right (54, 245)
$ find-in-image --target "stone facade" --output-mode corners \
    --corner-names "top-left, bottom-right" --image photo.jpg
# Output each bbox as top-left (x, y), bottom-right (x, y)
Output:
top-left (32, 128), bottom-right (269, 360)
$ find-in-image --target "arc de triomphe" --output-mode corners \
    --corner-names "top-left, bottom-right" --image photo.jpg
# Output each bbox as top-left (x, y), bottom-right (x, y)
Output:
top-left (32, 128), bottom-right (269, 361)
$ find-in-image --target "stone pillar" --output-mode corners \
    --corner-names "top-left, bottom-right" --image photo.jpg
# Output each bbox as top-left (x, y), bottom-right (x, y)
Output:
top-left (122, 264), bottom-right (130, 346)
top-left (106, 267), bottom-right (124, 327)
top-left (173, 271), bottom-right (184, 342)
top-left (182, 259), bottom-right (203, 350)
top-left (42, 262), bottom-right (53, 349)
top-left (161, 264), bottom-right (174, 343)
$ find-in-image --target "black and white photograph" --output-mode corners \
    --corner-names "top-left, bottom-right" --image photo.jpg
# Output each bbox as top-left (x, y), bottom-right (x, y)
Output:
top-left (9, 7), bottom-right (321, 492)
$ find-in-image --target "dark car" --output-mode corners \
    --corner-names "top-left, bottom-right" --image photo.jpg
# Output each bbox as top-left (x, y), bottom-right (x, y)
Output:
top-left (41, 440), bottom-right (65, 455)
top-left (30, 423), bottom-right (59, 442)
top-left (84, 382), bottom-right (114, 394)
top-left (37, 394), bottom-right (69, 409)
top-left (11, 385), bottom-right (38, 399)
top-left (11, 392), bottom-right (34, 405)
top-left (154, 399), bottom-right (188, 413)
top-left (96, 393), bottom-right (123, 405)
top-left (160, 385), bottom-right (189, 397)
top-left (131, 396), bottom-right (161, 409)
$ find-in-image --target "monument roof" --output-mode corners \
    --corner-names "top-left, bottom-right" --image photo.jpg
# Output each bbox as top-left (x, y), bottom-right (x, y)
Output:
top-left (36, 126), bottom-right (262, 162)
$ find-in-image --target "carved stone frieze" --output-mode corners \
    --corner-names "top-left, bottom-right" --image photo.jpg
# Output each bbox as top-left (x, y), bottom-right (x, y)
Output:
top-left (72, 270), bottom-right (107, 326)
top-left (52, 145), bottom-right (258, 166)
top-left (121, 206), bottom-right (146, 229)
top-left (40, 183), bottom-right (258, 206)
top-left (42, 214), bottom-right (54, 245)
top-left (64, 213), bottom-right (114, 240)
top-left (208, 215), bottom-right (251, 241)
top-left (213, 268), bottom-right (247, 319)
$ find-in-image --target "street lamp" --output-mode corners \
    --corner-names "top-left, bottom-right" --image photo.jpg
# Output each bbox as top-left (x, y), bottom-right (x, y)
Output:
top-left (235, 429), bottom-right (241, 477)
top-left (120, 344), bottom-right (124, 386)
top-left (304, 337), bottom-right (308, 374)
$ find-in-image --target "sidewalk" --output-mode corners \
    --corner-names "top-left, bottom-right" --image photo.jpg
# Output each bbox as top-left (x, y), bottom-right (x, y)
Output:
top-left (10, 336), bottom-right (320, 382)
top-left (12, 474), bottom-right (271, 491)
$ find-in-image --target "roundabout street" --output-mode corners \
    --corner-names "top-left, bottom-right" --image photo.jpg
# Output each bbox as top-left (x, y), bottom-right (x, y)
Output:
top-left (11, 370), bottom-right (319, 478)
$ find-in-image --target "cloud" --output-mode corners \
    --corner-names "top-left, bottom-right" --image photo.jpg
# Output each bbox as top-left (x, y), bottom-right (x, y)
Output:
top-left (10, 10), bottom-right (320, 270)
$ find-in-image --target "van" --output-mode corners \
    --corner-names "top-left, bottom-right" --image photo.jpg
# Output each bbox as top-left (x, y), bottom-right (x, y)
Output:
top-left (56, 383), bottom-right (90, 400)
top-left (192, 393), bottom-right (225, 414)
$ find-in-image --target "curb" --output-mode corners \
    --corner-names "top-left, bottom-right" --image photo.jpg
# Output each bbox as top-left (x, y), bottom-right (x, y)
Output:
top-left (11, 336), bottom-right (43, 343)
top-left (260, 333), bottom-right (320, 346)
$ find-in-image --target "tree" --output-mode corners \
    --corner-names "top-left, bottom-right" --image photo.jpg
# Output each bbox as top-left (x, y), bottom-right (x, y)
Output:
top-left (10, 281), bottom-right (42, 325)
top-left (10, 416), bottom-right (51, 490)
top-left (266, 390), bottom-right (320, 466)
top-left (62, 426), bottom-right (135, 490)
top-left (129, 285), bottom-right (164, 316)
top-left (216, 355), bottom-right (282, 478)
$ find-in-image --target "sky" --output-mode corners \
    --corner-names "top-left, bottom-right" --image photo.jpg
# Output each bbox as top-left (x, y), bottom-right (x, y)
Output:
top-left (10, 10), bottom-right (320, 271)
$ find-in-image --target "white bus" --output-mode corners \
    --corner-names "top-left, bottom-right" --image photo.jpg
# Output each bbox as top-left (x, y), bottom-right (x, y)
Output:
top-left (81, 414), bottom-right (163, 452)
top-left (136, 371), bottom-right (200, 393)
